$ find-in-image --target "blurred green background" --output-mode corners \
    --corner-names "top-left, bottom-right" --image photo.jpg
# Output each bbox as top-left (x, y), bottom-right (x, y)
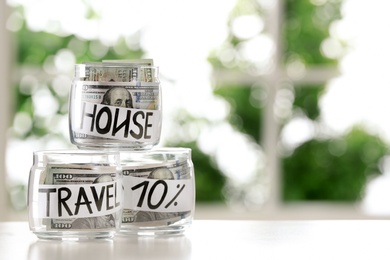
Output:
top-left (6, 0), bottom-right (390, 212)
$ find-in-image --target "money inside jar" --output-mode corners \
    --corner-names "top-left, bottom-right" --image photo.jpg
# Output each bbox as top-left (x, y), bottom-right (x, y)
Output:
top-left (69, 59), bottom-right (162, 149)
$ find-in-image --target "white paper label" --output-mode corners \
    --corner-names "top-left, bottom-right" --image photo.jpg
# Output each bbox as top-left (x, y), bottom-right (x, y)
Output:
top-left (74, 102), bottom-right (161, 142)
top-left (37, 180), bottom-right (122, 219)
top-left (123, 176), bottom-right (194, 213)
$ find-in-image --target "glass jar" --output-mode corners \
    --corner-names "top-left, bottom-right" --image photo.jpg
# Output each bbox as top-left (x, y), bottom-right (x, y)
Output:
top-left (69, 62), bottom-right (162, 150)
top-left (28, 150), bottom-right (122, 240)
top-left (120, 148), bottom-right (195, 236)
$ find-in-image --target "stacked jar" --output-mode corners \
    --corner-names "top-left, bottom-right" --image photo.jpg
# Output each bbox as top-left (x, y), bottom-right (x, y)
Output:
top-left (28, 59), bottom-right (195, 239)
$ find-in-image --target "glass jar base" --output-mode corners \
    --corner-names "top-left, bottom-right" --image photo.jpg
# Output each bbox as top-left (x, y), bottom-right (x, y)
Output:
top-left (72, 140), bottom-right (158, 151)
top-left (119, 224), bottom-right (191, 236)
top-left (33, 231), bottom-right (116, 240)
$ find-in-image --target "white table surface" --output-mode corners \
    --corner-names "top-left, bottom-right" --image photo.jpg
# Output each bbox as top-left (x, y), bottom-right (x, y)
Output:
top-left (1, 220), bottom-right (390, 259)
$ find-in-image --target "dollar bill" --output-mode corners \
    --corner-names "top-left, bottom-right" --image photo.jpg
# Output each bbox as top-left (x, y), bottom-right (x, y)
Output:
top-left (75, 59), bottom-right (156, 82)
top-left (122, 160), bottom-right (191, 180)
top-left (80, 63), bottom-right (138, 82)
top-left (121, 160), bottom-right (192, 225)
top-left (44, 164), bottom-right (122, 231)
top-left (75, 81), bottom-right (160, 110)
top-left (102, 59), bottom-right (155, 82)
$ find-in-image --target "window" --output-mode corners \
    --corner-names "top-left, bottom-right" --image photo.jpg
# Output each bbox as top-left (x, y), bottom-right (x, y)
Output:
top-left (2, 0), bottom-right (390, 220)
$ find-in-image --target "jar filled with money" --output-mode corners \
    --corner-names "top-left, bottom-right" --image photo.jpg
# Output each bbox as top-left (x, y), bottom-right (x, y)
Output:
top-left (28, 150), bottom-right (123, 240)
top-left (69, 59), bottom-right (162, 150)
top-left (119, 148), bottom-right (195, 236)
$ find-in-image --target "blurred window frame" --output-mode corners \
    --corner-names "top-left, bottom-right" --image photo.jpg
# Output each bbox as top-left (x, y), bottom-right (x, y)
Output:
top-left (0, 1), bottom-right (11, 221)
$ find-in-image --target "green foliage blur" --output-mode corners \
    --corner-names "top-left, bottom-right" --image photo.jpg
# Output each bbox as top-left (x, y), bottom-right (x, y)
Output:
top-left (13, 24), bottom-right (144, 140)
top-left (293, 85), bottom-right (323, 120)
top-left (10, 0), bottom-right (390, 209)
top-left (279, 0), bottom-right (389, 201)
top-left (282, 127), bottom-right (389, 201)
top-left (284, 0), bottom-right (342, 65)
top-left (214, 85), bottom-right (262, 144)
top-left (208, 0), bottom-right (390, 203)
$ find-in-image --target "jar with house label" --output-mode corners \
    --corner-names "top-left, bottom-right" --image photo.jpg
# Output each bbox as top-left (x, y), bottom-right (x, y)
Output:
top-left (69, 60), bottom-right (161, 150)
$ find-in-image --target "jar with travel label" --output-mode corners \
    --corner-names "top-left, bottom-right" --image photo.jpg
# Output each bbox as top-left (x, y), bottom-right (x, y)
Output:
top-left (28, 150), bottom-right (122, 240)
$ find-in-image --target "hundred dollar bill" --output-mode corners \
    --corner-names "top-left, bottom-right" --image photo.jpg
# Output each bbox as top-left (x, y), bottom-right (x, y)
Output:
top-left (74, 81), bottom-right (160, 110)
top-left (103, 59), bottom-right (155, 82)
top-left (121, 161), bottom-right (192, 225)
top-left (122, 160), bottom-right (191, 180)
top-left (42, 164), bottom-right (122, 231)
top-left (75, 59), bottom-right (156, 82)
top-left (79, 63), bottom-right (138, 82)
